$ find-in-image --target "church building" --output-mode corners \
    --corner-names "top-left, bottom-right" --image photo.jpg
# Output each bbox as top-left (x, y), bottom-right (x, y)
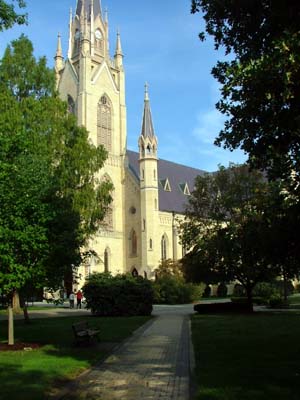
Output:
top-left (55, 0), bottom-right (205, 286)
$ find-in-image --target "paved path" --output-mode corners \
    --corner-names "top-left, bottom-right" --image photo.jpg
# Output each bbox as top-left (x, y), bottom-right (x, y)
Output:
top-left (50, 305), bottom-right (194, 400)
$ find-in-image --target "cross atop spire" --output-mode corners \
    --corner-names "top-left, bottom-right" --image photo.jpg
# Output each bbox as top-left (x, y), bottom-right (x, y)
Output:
top-left (144, 82), bottom-right (149, 101)
top-left (55, 32), bottom-right (63, 58)
top-left (141, 83), bottom-right (155, 139)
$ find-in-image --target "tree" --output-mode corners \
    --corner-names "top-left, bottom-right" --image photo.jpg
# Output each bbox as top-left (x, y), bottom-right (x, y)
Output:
top-left (0, 0), bottom-right (27, 31)
top-left (180, 164), bottom-right (290, 309)
top-left (0, 36), bottom-right (112, 335)
top-left (191, 1), bottom-right (300, 191)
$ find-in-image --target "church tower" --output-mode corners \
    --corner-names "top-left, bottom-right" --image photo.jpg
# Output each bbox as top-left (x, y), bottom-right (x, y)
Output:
top-left (55, 0), bottom-right (127, 276)
top-left (138, 84), bottom-right (160, 275)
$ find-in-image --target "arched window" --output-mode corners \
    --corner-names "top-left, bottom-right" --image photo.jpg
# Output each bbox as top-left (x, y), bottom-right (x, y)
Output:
top-left (94, 29), bottom-right (103, 52)
top-left (161, 234), bottom-right (168, 261)
top-left (67, 95), bottom-right (75, 115)
top-left (74, 30), bottom-right (80, 55)
top-left (97, 95), bottom-right (112, 151)
top-left (130, 229), bottom-right (137, 256)
top-left (149, 238), bottom-right (153, 250)
top-left (104, 247), bottom-right (110, 272)
top-left (100, 174), bottom-right (113, 230)
top-left (132, 267), bottom-right (138, 277)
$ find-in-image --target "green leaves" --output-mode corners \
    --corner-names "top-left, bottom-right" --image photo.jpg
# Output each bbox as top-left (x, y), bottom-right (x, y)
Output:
top-left (0, 35), bottom-right (55, 100)
top-left (0, 37), bottom-right (111, 295)
top-left (0, 0), bottom-right (27, 32)
top-left (192, 1), bottom-right (300, 190)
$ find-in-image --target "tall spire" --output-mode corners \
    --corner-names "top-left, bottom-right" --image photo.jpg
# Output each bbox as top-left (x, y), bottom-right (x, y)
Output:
top-left (55, 33), bottom-right (63, 59)
top-left (76, 0), bottom-right (102, 20)
top-left (115, 29), bottom-right (123, 56)
top-left (68, 8), bottom-right (73, 59)
top-left (54, 33), bottom-right (64, 86)
top-left (141, 83), bottom-right (155, 139)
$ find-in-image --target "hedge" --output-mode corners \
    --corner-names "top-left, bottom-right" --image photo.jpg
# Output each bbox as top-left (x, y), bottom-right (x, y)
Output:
top-left (82, 273), bottom-right (153, 316)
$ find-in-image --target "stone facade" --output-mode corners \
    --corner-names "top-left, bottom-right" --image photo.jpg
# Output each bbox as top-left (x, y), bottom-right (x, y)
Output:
top-left (55, 0), bottom-right (205, 287)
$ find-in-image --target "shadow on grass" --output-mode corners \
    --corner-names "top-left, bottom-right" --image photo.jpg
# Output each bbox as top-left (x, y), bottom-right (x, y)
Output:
top-left (192, 312), bottom-right (300, 400)
top-left (0, 315), bottom-right (150, 399)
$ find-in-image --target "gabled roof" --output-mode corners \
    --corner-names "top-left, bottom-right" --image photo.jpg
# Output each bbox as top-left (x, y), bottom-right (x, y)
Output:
top-left (127, 150), bottom-right (207, 214)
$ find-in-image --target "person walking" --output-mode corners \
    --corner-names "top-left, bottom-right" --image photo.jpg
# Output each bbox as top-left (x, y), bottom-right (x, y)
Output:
top-left (69, 291), bottom-right (75, 309)
top-left (76, 290), bottom-right (83, 309)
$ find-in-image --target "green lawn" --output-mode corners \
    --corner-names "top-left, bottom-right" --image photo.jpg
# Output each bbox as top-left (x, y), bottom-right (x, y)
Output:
top-left (191, 312), bottom-right (300, 400)
top-left (289, 294), bottom-right (300, 306)
top-left (0, 315), bottom-right (150, 400)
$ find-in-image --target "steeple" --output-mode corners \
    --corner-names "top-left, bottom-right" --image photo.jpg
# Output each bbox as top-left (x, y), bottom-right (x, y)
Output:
top-left (54, 33), bottom-right (64, 88)
top-left (141, 83), bottom-right (155, 139)
top-left (55, 32), bottom-right (63, 59)
top-left (76, 0), bottom-right (102, 20)
top-left (114, 30), bottom-right (123, 68)
top-left (68, 8), bottom-right (73, 59)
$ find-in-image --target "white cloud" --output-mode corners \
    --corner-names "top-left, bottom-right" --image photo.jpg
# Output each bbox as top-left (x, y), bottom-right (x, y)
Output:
top-left (192, 107), bottom-right (225, 145)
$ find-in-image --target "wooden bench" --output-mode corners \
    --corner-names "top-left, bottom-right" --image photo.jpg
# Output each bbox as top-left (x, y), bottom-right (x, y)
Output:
top-left (72, 321), bottom-right (100, 345)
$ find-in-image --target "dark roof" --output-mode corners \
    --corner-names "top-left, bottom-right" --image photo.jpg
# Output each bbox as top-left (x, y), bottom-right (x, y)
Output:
top-left (76, 0), bottom-right (102, 19)
top-left (127, 150), bottom-right (207, 214)
top-left (141, 99), bottom-right (155, 139)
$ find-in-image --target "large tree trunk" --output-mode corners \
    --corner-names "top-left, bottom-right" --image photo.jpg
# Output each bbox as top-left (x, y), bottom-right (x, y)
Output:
top-left (19, 294), bottom-right (30, 324)
top-left (12, 290), bottom-right (22, 314)
top-left (8, 306), bottom-right (14, 346)
top-left (245, 284), bottom-right (254, 312)
top-left (282, 271), bottom-right (288, 302)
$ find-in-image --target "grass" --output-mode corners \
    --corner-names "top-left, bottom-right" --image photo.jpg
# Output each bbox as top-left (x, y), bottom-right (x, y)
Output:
top-left (289, 294), bottom-right (300, 307)
top-left (0, 314), bottom-right (150, 400)
top-left (0, 306), bottom-right (64, 315)
top-left (191, 312), bottom-right (300, 400)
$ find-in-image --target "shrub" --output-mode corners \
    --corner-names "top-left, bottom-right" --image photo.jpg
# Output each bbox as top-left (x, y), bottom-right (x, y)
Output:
top-left (217, 282), bottom-right (228, 297)
top-left (233, 284), bottom-right (245, 297)
top-left (153, 275), bottom-right (201, 304)
top-left (202, 284), bottom-right (211, 298)
top-left (253, 282), bottom-right (277, 299)
top-left (82, 272), bottom-right (153, 316)
top-left (231, 296), bottom-right (266, 305)
top-left (194, 302), bottom-right (252, 314)
top-left (269, 295), bottom-right (290, 309)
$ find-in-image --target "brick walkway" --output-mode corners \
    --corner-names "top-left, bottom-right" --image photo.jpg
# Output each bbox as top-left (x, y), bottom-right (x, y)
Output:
top-left (54, 311), bottom-right (193, 400)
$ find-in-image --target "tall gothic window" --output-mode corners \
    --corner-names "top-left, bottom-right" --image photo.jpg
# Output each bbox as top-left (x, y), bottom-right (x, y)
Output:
top-left (100, 174), bottom-right (113, 230)
top-left (97, 95), bottom-right (112, 151)
top-left (130, 229), bottom-right (137, 256)
top-left (161, 234), bottom-right (168, 261)
top-left (67, 95), bottom-right (75, 115)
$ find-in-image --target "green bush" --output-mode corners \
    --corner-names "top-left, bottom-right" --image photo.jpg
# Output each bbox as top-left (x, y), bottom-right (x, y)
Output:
top-left (203, 284), bottom-right (211, 298)
top-left (217, 282), bottom-right (228, 297)
top-left (153, 275), bottom-right (201, 304)
top-left (269, 294), bottom-right (290, 309)
top-left (233, 284), bottom-right (245, 297)
top-left (231, 296), bottom-right (266, 305)
top-left (253, 282), bottom-right (278, 299)
top-left (82, 272), bottom-right (153, 316)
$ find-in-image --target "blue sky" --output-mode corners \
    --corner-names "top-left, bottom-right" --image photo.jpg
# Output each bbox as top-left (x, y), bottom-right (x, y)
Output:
top-left (0, 0), bottom-right (246, 171)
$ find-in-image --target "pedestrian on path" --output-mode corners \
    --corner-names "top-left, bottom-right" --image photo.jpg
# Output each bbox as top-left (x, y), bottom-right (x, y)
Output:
top-left (76, 290), bottom-right (83, 309)
top-left (69, 292), bottom-right (75, 309)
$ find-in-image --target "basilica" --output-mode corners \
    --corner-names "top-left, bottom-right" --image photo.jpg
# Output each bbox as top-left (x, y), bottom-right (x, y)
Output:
top-left (55, 0), bottom-right (205, 286)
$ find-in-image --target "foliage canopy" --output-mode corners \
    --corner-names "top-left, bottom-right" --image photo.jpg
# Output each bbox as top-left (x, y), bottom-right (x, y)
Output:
top-left (0, 0), bottom-right (27, 32)
top-left (0, 36), bottom-right (112, 297)
top-left (191, 1), bottom-right (300, 190)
